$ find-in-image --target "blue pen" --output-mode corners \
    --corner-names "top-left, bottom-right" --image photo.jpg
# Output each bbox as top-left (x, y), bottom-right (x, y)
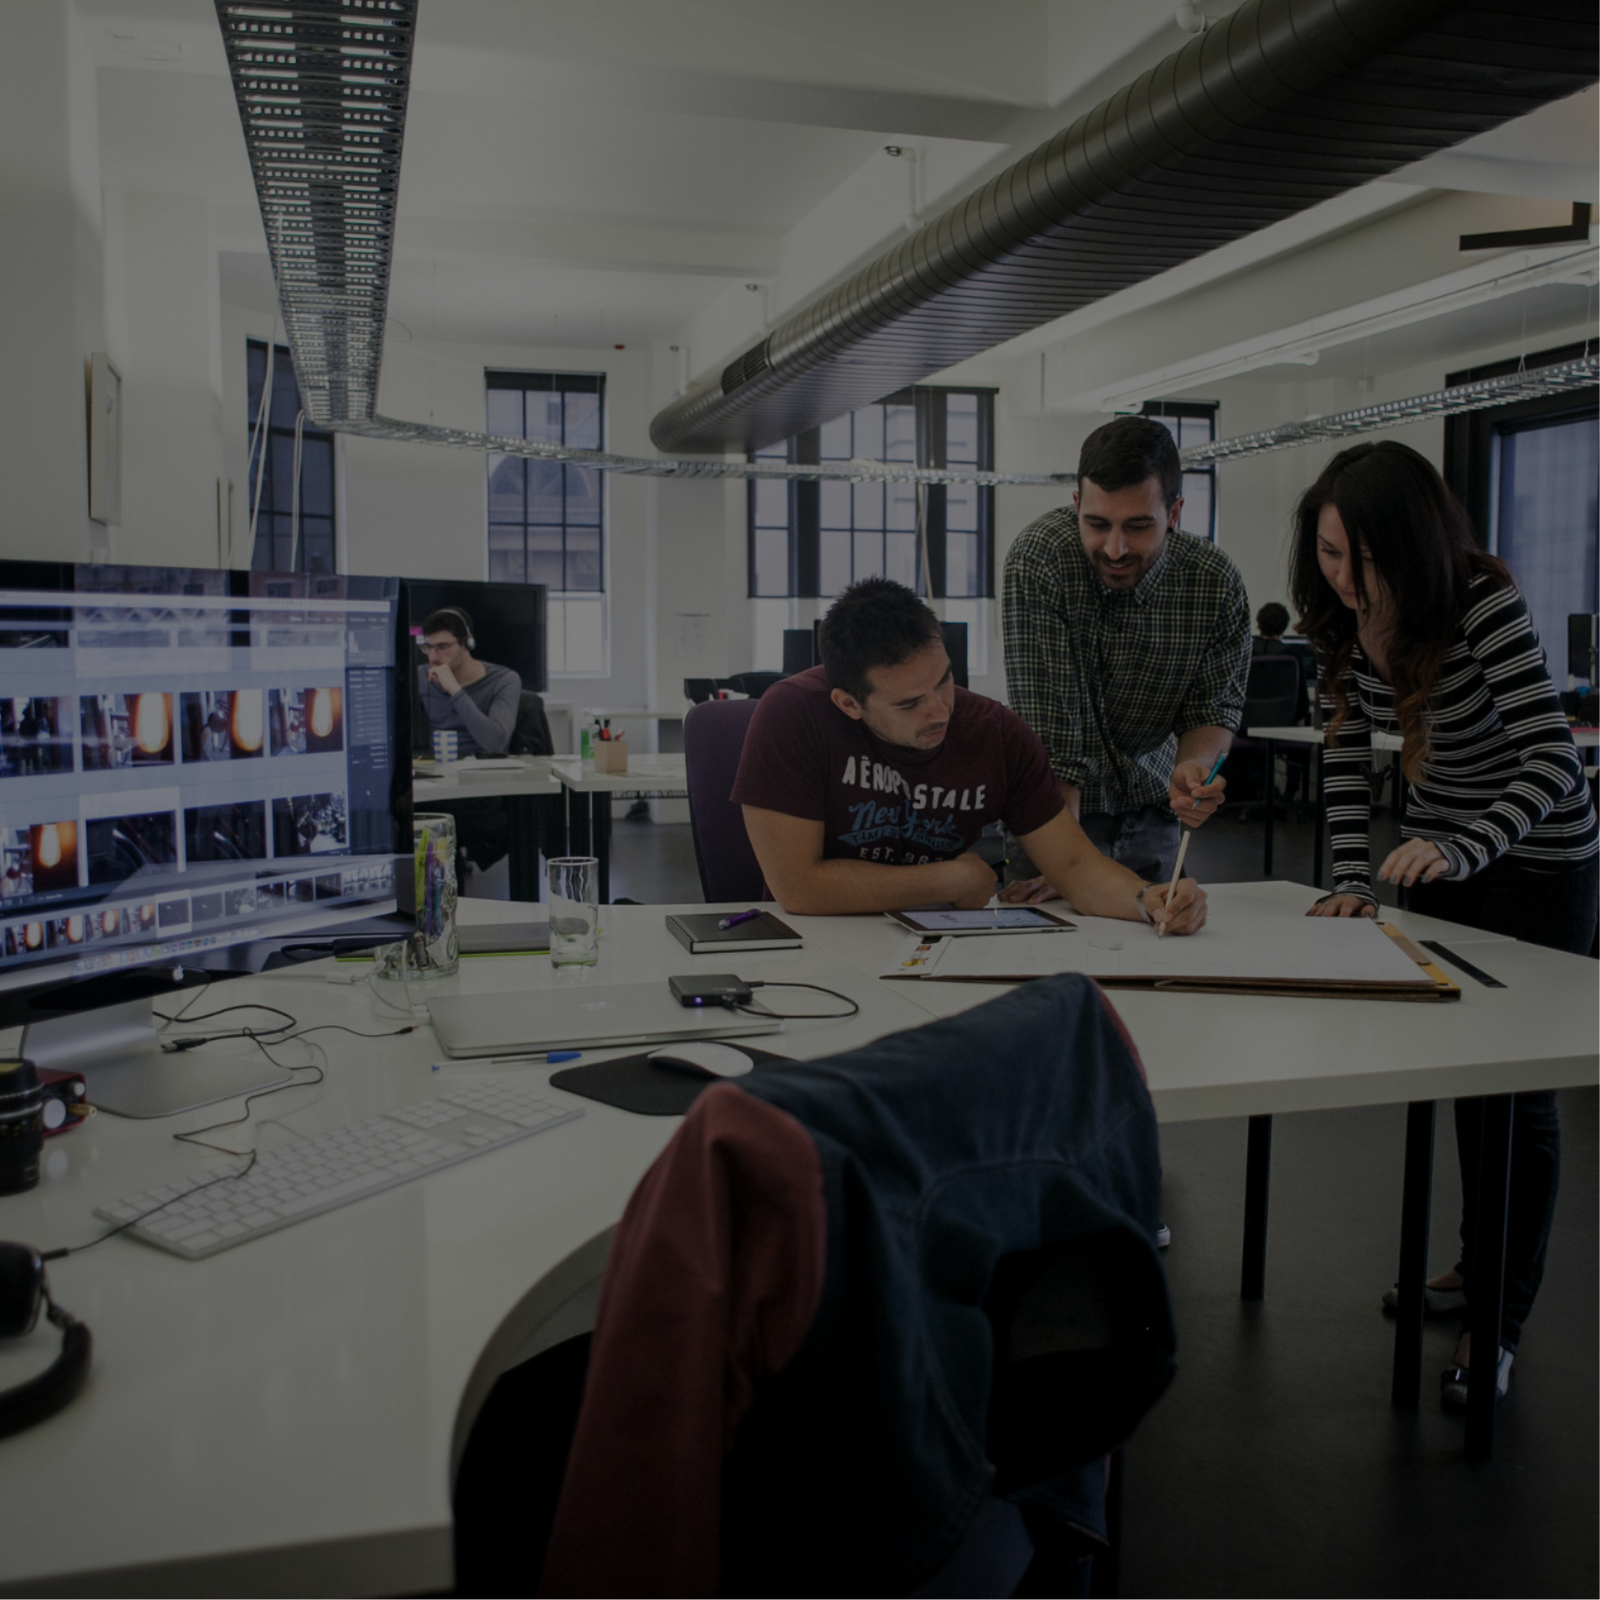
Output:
top-left (1189, 751), bottom-right (1226, 813)
top-left (432, 1051), bottom-right (581, 1071)
top-left (718, 909), bottom-right (762, 930)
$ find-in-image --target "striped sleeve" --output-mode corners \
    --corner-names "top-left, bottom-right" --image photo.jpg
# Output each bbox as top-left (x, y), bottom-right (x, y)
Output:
top-left (1431, 583), bottom-right (1586, 879)
top-left (1322, 684), bottom-right (1377, 905)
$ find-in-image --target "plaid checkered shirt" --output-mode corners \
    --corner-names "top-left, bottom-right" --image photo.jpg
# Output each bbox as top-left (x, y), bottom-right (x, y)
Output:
top-left (1002, 505), bottom-right (1251, 816)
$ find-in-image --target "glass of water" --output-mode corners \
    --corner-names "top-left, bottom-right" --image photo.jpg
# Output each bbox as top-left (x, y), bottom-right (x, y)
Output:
top-left (547, 855), bottom-right (600, 966)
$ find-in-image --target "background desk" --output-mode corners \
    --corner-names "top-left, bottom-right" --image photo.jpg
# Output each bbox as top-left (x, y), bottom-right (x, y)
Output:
top-left (414, 756), bottom-right (565, 901)
top-left (551, 756), bottom-right (689, 903)
top-left (0, 886), bottom-right (1592, 1592)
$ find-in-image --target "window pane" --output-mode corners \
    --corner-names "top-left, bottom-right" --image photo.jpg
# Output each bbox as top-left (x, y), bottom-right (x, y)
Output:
top-left (1181, 473), bottom-right (1213, 541)
top-left (301, 439), bottom-right (333, 506)
top-left (1151, 415), bottom-right (1178, 442)
top-left (884, 404), bottom-right (916, 462)
top-left (565, 465), bottom-right (601, 525)
top-left (301, 519), bottom-right (335, 577)
top-left (852, 405), bottom-right (884, 462)
top-left (560, 595), bottom-right (607, 676)
top-left (819, 528), bottom-right (851, 596)
top-left (565, 526), bottom-right (602, 591)
top-left (1179, 414), bottom-right (1214, 448)
top-left (564, 392), bottom-right (602, 450)
top-left (753, 479), bottom-right (787, 527)
top-left (527, 460), bottom-right (564, 522)
top-left (887, 483), bottom-right (917, 531)
top-left (946, 483), bottom-right (977, 533)
top-left (819, 480), bottom-right (850, 529)
top-left (752, 527), bottom-right (789, 597)
top-left (947, 531), bottom-right (978, 597)
top-left (527, 526), bottom-right (564, 590)
top-left (488, 526), bottom-right (526, 583)
top-left (853, 530), bottom-right (885, 583)
top-left (750, 598), bottom-right (792, 671)
top-left (885, 532), bottom-right (918, 589)
top-left (486, 388), bottom-right (522, 436)
top-left (853, 482), bottom-right (885, 530)
top-left (753, 439), bottom-right (788, 462)
top-left (945, 394), bottom-right (978, 461)
top-left (488, 455), bottom-right (524, 521)
top-left (819, 415), bottom-right (851, 460)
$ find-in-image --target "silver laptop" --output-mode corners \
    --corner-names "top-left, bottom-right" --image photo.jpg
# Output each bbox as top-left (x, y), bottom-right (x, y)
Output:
top-left (427, 984), bottom-right (784, 1058)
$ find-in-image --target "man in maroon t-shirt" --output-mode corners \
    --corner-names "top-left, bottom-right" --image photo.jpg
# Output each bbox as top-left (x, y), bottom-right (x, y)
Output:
top-left (731, 578), bottom-right (1206, 929)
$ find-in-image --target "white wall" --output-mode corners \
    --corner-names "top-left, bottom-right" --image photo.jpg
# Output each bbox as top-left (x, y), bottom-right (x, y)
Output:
top-left (0, 2), bottom-right (106, 561)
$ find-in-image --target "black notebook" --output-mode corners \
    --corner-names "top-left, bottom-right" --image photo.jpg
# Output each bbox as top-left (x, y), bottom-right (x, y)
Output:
top-left (665, 910), bottom-right (802, 954)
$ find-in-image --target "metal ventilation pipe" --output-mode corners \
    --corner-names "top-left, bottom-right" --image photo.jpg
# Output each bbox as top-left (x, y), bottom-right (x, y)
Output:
top-left (649, 0), bottom-right (1597, 455)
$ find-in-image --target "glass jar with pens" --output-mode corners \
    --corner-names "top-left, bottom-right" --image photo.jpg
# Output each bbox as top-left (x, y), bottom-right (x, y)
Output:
top-left (407, 812), bottom-right (459, 978)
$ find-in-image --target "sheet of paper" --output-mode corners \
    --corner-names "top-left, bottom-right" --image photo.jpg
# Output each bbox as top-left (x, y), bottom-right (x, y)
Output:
top-left (926, 914), bottom-right (1428, 986)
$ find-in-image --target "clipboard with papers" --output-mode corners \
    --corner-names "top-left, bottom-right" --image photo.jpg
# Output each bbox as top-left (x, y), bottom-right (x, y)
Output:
top-left (880, 914), bottom-right (1461, 1001)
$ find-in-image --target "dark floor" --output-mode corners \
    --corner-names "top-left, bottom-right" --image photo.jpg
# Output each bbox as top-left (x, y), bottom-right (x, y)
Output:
top-left (602, 805), bottom-right (1600, 1598)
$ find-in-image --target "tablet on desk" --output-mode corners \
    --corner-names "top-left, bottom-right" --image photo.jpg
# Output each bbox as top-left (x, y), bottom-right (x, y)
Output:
top-left (885, 907), bottom-right (1076, 935)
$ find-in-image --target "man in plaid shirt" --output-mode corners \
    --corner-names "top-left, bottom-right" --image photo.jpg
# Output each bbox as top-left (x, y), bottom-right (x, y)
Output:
top-left (1000, 417), bottom-right (1250, 897)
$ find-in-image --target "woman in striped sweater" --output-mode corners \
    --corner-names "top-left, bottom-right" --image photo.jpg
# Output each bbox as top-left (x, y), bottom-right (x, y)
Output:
top-left (1289, 440), bottom-right (1597, 1413)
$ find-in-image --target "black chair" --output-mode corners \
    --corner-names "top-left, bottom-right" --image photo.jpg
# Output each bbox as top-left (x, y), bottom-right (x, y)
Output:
top-left (682, 677), bottom-right (719, 705)
top-left (682, 698), bottom-right (764, 902)
top-left (509, 691), bottom-right (553, 757)
top-left (1231, 655), bottom-right (1303, 819)
top-left (722, 671), bottom-right (783, 700)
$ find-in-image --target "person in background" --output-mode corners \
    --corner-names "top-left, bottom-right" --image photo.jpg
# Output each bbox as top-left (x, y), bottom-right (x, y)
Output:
top-left (1253, 601), bottom-right (1290, 653)
top-left (417, 607), bottom-right (522, 874)
top-left (417, 607), bottom-right (520, 757)
top-left (1000, 416), bottom-right (1250, 898)
top-left (1290, 439), bottom-right (1597, 1413)
top-left (732, 577), bottom-right (1207, 932)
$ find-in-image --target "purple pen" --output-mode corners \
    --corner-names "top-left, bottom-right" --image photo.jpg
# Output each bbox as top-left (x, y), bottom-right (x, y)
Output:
top-left (717, 909), bottom-right (762, 930)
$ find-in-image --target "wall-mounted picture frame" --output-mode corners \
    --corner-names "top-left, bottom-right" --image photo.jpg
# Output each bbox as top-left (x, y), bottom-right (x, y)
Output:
top-left (88, 351), bottom-right (122, 525)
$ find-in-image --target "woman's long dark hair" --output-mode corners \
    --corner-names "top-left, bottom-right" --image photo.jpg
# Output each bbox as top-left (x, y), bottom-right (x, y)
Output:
top-left (1287, 441), bottom-right (1509, 782)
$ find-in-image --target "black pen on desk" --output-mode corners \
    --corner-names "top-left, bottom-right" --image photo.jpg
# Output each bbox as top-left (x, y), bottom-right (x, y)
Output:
top-left (718, 909), bottom-right (761, 930)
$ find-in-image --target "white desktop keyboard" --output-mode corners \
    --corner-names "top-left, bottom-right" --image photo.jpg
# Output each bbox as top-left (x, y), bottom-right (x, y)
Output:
top-left (95, 1078), bottom-right (585, 1260)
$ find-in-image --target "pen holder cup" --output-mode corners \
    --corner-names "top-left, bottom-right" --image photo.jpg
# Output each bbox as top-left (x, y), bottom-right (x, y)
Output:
top-left (407, 812), bottom-right (459, 978)
top-left (592, 737), bottom-right (628, 775)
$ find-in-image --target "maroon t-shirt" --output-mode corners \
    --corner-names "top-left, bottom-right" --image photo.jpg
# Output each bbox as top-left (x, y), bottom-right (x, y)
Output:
top-left (730, 667), bottom-right (1064, 866)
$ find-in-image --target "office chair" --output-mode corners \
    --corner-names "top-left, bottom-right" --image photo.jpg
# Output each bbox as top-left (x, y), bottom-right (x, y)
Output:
top-left (682, 698), bottom-right (764, 902)
top-left (483, 974), bottom-right (1173, 1599)
top-left (682, 677), bottom-right (719, 705)
top-left (1231, 654), bottom-right (1304, 822)
top-left (509, 691), bottom-right (553, 757)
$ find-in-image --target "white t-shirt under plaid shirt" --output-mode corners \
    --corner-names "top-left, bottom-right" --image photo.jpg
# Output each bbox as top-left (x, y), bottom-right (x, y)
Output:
top-left (1002, 505), bottom-right (1251, 816)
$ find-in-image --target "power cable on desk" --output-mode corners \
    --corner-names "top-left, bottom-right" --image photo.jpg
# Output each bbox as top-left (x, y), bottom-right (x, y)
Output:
top-left (732, 980), bottom-right (859, 1021)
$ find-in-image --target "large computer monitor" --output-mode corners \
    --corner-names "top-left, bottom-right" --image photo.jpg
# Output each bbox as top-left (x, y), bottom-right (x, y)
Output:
top-left (0, 563), bottom-right (411, 1117)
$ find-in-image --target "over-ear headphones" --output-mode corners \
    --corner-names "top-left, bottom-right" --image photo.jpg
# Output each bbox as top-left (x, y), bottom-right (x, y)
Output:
top-left (0, 1242), bottom-right (91, 1438)
top-left (441, 608), bottom-right (476, 651)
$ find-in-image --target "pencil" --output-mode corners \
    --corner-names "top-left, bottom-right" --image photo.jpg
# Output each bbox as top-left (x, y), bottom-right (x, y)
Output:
top-left (1158, 829), bottom-right (1192, 938)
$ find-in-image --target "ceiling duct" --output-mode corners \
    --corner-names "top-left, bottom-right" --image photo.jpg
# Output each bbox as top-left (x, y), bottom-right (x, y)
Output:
top-left (650, 0), bottom-right (1597, 456)
top-left (214, 0), bottom-right (415, 426)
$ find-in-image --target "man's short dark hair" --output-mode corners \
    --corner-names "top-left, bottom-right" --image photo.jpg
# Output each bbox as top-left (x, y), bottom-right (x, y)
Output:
top-left (1077, 416), bottom-right (1182, 507)
top-left (1256, 602), bottom-right (1290, 637)
top-left (819, 578), bottom-right (942, 703)
top-left (422, 607), bottom-right (473, 644)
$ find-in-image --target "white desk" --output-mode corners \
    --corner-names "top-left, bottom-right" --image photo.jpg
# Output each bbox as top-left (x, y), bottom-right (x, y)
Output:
top-left (413, 756), bottom-right (564, 900)
top-left (550, 757), bottom-right (690, 903)
top-left (0, 887), bottom-right (1592, 1591)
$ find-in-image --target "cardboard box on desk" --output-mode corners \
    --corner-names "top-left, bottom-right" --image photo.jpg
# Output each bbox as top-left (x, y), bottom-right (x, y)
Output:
top-left (593, 737), bottom-right (628, 774)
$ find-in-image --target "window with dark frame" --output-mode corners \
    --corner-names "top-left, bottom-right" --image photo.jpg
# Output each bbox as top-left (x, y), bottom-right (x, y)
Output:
top-left (485, 372), bottom-right (605, 592)
top-left (1141, 399), bottom-right (1218, 542)
top-left (245, 340), bottom-right (337, 574)
top-left (749, 387), bottom-right (996, 599)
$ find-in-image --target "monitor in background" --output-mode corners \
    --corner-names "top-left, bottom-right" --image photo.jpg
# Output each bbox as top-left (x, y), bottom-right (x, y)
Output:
top-left (403, 578), bottom-right (548, 695)
top-left (0, 563), bottom-right (411, 1117)
top-left (781, 628), bottom-right (816, 677)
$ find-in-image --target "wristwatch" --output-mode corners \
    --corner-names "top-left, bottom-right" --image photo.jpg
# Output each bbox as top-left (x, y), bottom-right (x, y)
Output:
top-left (1134, 884), bottom-right (1155, 925)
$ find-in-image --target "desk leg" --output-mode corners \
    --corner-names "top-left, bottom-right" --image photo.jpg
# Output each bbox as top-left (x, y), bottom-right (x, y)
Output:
top-left (1466, 1093), bottom-right (1513, 1462)
top-left (1312, 744), bottom-right (1324, 890)
top-left (1391, 1100), bottom-right (1436, 1409)
top-left (566, 789), bottom-right (591, 859)
top-left (1241, 1114), bottom-right (1272, 1301)
top-left (505, 796), bottom-right (539, 903)
top-left (593, 796), bottom-right (613, 904)
top-left (1262, 740), bottom-right (1275, 878)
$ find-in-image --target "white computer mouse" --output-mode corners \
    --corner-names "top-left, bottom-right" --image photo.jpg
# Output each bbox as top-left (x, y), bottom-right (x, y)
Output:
top-left (648, 1041), bottom-right (755, 1078)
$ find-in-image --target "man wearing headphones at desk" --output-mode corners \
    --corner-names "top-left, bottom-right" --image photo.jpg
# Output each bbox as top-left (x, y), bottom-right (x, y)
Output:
top-left (732, 577), bottom-right (1206, 931)
top-left (417, 607), bottom-right (521, 757)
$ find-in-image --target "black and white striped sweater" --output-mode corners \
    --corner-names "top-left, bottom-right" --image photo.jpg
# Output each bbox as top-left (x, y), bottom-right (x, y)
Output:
top-left (1324, 572), bottom-right (1597, 904)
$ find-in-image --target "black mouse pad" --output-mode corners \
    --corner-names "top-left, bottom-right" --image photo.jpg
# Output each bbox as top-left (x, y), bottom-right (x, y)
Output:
top-left (551, 1046), bottom-right (794, 1116)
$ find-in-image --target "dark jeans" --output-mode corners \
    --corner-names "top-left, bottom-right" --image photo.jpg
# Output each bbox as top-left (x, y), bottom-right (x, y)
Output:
top-left (1005, 805), bottom-right (1181, 887)
top-left (1407, 852), bottom-right (1599, 1352)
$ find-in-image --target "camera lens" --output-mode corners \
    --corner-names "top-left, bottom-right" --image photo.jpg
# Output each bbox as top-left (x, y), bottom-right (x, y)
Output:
top-left (0, 1058), bottom-right (44, 1195)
